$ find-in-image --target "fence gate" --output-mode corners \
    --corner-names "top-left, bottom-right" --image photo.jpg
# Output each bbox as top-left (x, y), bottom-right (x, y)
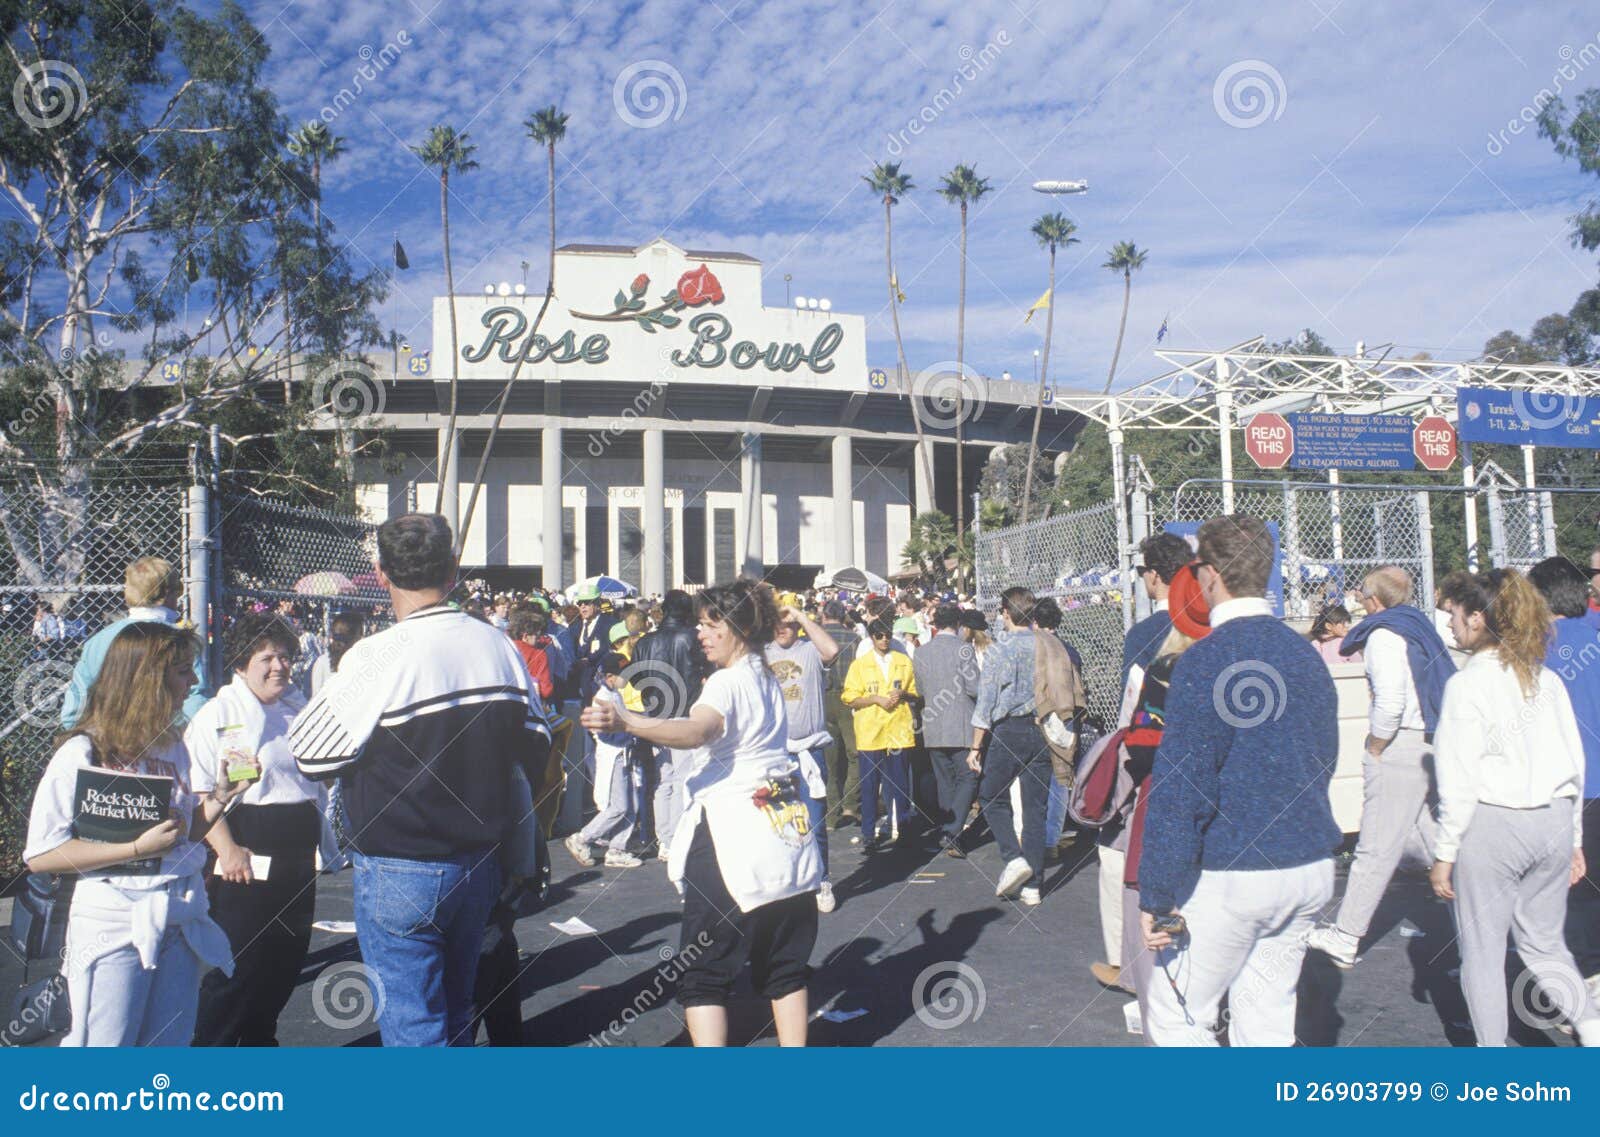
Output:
top-left (1485, 486), bottom-right (1557, 570)
top-left (974, 499), bottom-right (1126, 731)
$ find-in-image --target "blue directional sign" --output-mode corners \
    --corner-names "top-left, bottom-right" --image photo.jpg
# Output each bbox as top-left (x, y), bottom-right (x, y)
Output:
top-left (159, 359), bottom-right (182, 383)
top-left (407, 354), bottom-right (430, 376)
top-left (1288, 412), bottom-right (1416, 470)
top-left (867, 367), bottom-right (888, 390)
top-left (1458, 385), bottom-right (1600, 449)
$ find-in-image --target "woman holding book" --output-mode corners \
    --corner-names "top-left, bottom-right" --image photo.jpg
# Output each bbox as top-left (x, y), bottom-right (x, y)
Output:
top-left (185, 612), bottom-right (317, 1046)
top-left (24, 622), bottom-right (253, 1046)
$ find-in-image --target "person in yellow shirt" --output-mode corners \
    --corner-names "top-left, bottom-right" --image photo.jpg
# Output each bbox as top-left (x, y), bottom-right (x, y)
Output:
top-left (841, 618), bottom-right (919, 851)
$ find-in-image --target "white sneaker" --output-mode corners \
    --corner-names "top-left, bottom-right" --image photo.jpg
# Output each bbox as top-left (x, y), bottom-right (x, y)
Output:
top-left (995, 857), bottom-right (1031, 898)
top-left (604, 849), bottom-right (643, 868)
top-left (1020, 886), bottom-right (1041, 907)
top-left (564, 834), bottom-right (595, 867)
top-left (1307, 925), bottom-right (1358, 969)
top-left (816, 882), bottom-right (836, 913)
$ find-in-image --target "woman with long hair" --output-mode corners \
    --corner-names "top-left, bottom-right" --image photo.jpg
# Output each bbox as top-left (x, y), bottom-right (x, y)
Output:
top-left (1431, 568), bottom-right (1600, 1046)
top-left (187, 612), bottom-right (319, 1046)
top-left (25, 622), bottom-right (252, 1046)
top-left (581, 579), bottom-right (823, 1046)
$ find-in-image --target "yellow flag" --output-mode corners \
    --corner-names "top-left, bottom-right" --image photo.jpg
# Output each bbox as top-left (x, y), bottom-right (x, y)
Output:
top-left (1024, 288), bottom-right (1052, 324)
top-left (891, 273), bottom-right (906, 304)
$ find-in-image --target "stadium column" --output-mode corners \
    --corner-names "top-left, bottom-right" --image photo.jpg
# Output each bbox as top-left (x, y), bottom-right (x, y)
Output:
top-left (740, 430), bottom-right (764, 578)
top-left (436, 426), bottom-right (460, 537)
top-left (542, 424), bottom-right (562, 590)
top-left (832, 434), bottom-right (854, 571)
top-left (642, 428), bottom-right (666, 597)
top-left (914, 439), bottom-right (935, 514)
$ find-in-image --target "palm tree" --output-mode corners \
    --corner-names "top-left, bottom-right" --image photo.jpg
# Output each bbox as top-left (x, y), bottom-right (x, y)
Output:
top-left (937, 162), bottom-right (990, 550)
top-left (291, 122), bottom-right (346, 240)
top-left (458, 106), bottom-right (570, 558)
top-left (410, 125), bottom-right (478, 515)
top-left (863, 162), bottom-right (935, 505)
top-left (1101, 241), bottom-right (1148, 394)
top-left (1021, 213), bottom-right (1079, 525)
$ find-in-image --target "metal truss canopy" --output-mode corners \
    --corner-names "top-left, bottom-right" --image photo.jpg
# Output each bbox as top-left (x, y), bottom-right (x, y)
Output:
top-left (1050, 338), bottom-right (1600, 432)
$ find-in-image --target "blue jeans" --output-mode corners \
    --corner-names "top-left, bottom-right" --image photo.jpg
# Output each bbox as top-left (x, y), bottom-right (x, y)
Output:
top-left (858, 748), bottom-right (911, 841)
top-left (353, 850), bottom-right (501, 1047)
top-left (978, 718), bottom-right (1051, 888)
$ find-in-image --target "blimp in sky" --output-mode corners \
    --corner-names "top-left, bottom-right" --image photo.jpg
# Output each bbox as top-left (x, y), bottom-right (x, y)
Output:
top-left (1031, 179), bottom-right (1089, 194)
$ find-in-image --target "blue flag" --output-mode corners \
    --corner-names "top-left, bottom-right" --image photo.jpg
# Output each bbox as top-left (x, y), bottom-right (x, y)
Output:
top-left (1156, 313), bottom-right (1169, 343)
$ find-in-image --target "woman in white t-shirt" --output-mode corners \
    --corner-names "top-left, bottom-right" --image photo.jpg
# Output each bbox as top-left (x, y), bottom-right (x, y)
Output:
top-left (186, 612), bottom-right (317, 1046)
top-left (581, 579), bottom-right (822, 1046)
top-left (25, 622), bottom-right (254, 1046)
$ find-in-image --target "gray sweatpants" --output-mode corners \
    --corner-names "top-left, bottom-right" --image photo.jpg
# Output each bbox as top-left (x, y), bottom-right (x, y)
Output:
top-left (1333, 729), bottom-right (1437, 939)
top-left (1454, 798), bottom-right (1594, 1046)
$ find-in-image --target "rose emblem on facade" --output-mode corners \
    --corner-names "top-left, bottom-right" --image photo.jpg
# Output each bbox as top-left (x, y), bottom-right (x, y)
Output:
top-left (570, 262), bottom-right (727, 333)
top-left (676, 265), bottom-right (723, 307)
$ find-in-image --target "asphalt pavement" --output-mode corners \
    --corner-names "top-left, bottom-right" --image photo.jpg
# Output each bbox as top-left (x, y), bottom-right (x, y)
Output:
top-left (5, 822), bottom-right (1575, 1047)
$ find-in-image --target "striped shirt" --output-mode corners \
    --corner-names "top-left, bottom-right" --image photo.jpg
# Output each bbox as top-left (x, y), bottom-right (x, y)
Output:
top-left (290, 605), bottom-right (552, 860)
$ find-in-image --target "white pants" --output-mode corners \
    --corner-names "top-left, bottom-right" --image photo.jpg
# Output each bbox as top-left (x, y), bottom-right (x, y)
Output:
top-left (1143, 860), bottom-right (1333, 1047)
top-left (1099, 845), bottom-right (1126, 966)
top-left (63, 926), bottom-right (204, 1047)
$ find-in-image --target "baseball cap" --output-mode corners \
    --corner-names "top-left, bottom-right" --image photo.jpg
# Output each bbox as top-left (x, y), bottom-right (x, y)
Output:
top-left (893, 616), bottom-right (920, 636)
top-left (608, 621), bottom-right (630, 644)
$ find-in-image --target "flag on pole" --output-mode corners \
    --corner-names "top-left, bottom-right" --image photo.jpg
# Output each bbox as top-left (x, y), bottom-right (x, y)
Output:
top-left (185, 252), bottom-right (199, 284)
top-left (1156, 313), bottom-right (1169, 343)
top-left (393, 239), bottom-right (409, 271)
top-left (1024, 288), bottom-right (1052, 324)
top-left (890, 273), bottom-right (905, 304)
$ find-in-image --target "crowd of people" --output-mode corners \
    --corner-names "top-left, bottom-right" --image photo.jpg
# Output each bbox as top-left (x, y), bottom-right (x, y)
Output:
top-left (17, 514), bottom-right (1600, 1049)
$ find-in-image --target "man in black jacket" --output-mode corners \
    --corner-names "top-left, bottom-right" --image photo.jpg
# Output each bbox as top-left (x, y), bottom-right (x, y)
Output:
top-left (629, 589), bottom-right (711, 858)
top-left (558, 583), bottom-right (617, 834)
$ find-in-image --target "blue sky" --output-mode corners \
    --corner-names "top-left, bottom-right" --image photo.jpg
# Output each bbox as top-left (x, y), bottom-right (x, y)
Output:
top-left (252, 0), bottom-right (1600, 389)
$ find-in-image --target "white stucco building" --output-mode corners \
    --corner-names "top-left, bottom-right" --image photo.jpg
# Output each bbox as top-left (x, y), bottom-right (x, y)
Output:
top-left (351, 237), bottom-right (1087, 591)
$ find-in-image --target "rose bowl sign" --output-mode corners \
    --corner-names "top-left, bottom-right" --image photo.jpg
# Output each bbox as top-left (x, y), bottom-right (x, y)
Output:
top-left (444, 238), bottom-right (868, 387)
top-left (1244, 413), bottom-right (1293, 469)
top-left (1412, 415), bottom-right (1457, 471)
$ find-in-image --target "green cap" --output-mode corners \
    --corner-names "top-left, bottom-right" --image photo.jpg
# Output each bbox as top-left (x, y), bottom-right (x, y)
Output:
top-left (574, 583), bottom-right (600, 602)
top-left (893, 616), bottom-right (921, 636)
top-left (608, 621), bottom-right (631, 644)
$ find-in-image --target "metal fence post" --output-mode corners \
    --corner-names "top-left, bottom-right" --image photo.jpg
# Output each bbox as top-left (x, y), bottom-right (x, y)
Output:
top-left (1539, 490), bottom-right (1557, 560)
top-left (1130, 480), bottom-right (1151, 622)
top-left (1415, 491), bottom-right (1434, 614)
top-left (1486, 485), bottom-right (1506, 569)
top-left (185, 448), bottom-right (212, 677)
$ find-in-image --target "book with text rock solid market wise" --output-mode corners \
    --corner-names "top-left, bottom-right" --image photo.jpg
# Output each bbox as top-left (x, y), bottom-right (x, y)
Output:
top-left (71, 768), bottom-right (172, 876)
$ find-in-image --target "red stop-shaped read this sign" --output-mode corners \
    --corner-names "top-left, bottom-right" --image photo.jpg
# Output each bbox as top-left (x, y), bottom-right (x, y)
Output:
top-left (1244, 412), bottom-right (1294, 469)
top-left (1413, 415), bottom-right (1457, 471)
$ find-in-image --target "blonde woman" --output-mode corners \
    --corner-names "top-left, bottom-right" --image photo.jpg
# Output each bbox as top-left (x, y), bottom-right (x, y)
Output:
top-left (25, 623), bottom-right (252, 1046)
top-left (1432, 569), bottom-right (1600, 1046)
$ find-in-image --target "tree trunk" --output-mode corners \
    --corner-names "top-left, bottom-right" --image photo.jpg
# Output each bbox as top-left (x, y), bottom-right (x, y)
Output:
top-left (887, 198), bottom-right (935, 508)
top-left (1103, 269), bottom-right (1132, 395)
top-left (434, 170), bottom-right (460, 514)
top-left (1021, 246), bottom-right (1057, 524)
top-left (455, 142), bottom-right (558, 558)
top-left (954, 200), bottom-right (967, 558)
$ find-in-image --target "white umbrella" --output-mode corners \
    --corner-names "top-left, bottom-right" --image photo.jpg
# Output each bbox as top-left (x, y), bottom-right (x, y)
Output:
top-left (829, 567), bottom-right (891, 593)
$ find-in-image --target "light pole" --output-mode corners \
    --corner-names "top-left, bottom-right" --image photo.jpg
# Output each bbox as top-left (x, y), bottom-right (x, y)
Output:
top-left (1033, 349), bottom-right (1039, 385)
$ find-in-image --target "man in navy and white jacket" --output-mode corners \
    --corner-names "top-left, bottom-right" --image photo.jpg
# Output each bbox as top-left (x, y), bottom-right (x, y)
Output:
top-left (1138, 514), bottom-right (1341, 1047)
top-left (291, 514), bottom-right (551, 1047)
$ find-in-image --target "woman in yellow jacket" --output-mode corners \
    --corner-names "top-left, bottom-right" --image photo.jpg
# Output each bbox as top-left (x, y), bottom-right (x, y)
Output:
top-left (841, 618), bottom-right (920, 851)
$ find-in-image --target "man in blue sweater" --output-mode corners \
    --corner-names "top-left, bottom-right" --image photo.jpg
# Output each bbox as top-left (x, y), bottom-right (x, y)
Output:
top-left (1139, 514), bottom-right (1341, 1047)
top-left (1527, 556), bottom-right (1600, 993)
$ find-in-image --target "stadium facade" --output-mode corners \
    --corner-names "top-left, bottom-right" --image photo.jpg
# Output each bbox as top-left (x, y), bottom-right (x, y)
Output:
top-left (353, 238), bottom-right (1088, 591)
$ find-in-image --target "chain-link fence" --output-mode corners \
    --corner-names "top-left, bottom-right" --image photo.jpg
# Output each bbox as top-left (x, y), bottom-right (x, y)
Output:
top-left (1485, 485), bottom-right (1558, 570)
top-left (0, 465), bottom-right (189, 882)
top-left (1159, 479), bottom-right (1433, 622)
top-left (974, 499), bottom-right (1126, 730)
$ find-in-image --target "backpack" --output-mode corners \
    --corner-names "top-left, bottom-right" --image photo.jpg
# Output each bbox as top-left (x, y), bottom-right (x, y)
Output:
top-left (1066, 727), bottom-right (1136, 828)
